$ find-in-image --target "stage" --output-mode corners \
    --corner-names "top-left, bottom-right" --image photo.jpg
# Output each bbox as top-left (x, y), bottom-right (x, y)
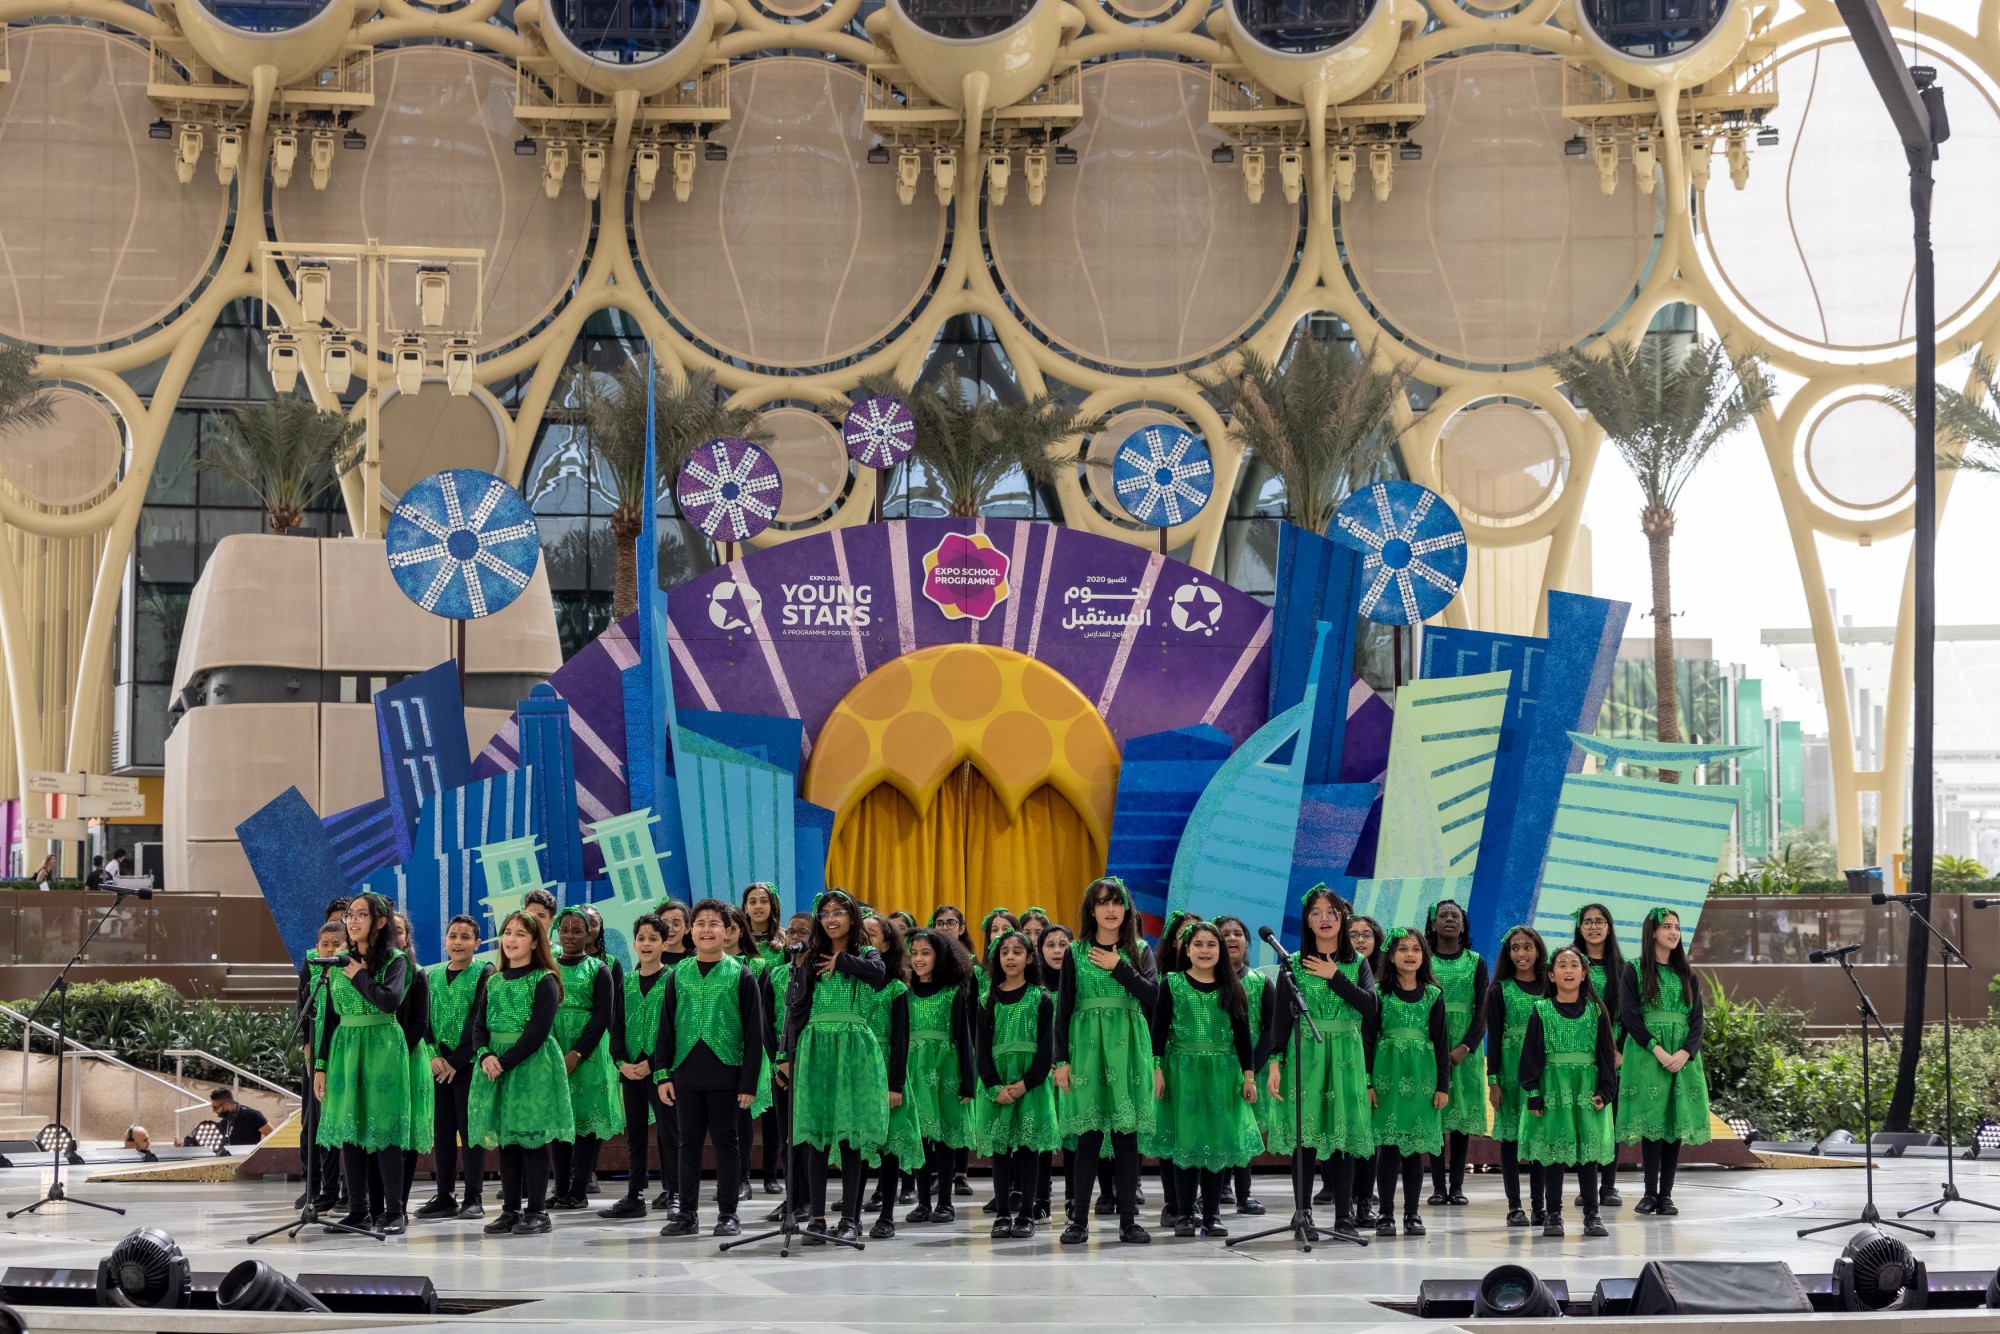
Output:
top-left (4, 1158), bottom-right (2000, 1332)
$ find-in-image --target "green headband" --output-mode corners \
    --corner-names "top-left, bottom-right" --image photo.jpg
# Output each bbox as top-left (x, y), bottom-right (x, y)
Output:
top-left (1645, 906), bottom-right (1676, 928)
top-left (813, 889), bottom-right (855, 916)
top-left (982, 908), bottom-right (1015, 934)
top-left (1300, 882), bottom-right (1333, 910)
top-left (1387, 926), bottom-right (1422, 946)
top-left (1427, 899), bottom-right (1461, 928)
top-left (1177, 918), bottom-right (1205, 944)
top-left (1096, 876), bottom-right (1131, 908)
top-left (1022, 906), bottom-right (1048, 919)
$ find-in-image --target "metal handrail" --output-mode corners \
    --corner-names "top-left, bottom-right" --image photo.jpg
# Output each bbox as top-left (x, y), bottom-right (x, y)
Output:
top-left (163, 1050), bottom-right (303, 1106)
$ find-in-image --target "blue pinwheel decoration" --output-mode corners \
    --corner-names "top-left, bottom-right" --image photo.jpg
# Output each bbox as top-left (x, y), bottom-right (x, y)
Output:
top-left (841, 395), bottom-right (917, 470)
top-left (1112, 424), bottom-right (1214, 528)
top-left (1331, 480), bottom-right (1468, 625)
top-left (386, 469), bottom-right (541, 619)
top-left (677, 437), bottom-right (782, 543)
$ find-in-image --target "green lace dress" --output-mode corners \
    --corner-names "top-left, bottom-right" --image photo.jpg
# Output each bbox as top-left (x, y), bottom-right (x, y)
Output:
top-left (1517, 999), bottom-right (1615, 1166)
top-left (1617, 971), bottom-right (1712, 1145)
top-left (316, 952), bottom-right (415, 1152)
top-left (555, 955), bottom-right (623, 1140)
top-left (1267, 957), bottom-right (1373, 1160)
top-left (1058, 940), bottom-right (1155, 1139)
top-left (972, 985), bottom-right (1060, 1154)
top-left (469, 971), bottom-right (575, 1150)
top-left (904, 983), bottom-right (971, 1149)
top-left (1241, 968), bottom-right (1278, 1144)
top-left (1432, 950), bottom-right (1487, 1137)
top-left (791, 951), bottom-right (890, 1156)
top-left (1369, 985), bottom-right (1444, 1156)
top-left (1143, 973), bottom-right (1261, 1171)
top-left (1489, 978), bottom-right (1542, 1144)
top-left (867, 978), bottom-right (922, 1166)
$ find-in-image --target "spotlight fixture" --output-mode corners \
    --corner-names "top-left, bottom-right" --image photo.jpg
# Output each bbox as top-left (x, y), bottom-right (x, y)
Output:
top-left (987, 151), bottom-right (1010, 207)
top-left (322, 333), bottom-right (354, 395)
top-left (670, 142), bottom-right (697, 202)
top-left (867, 144), bottom-right (891, 165)
top-left (1368, 141), bottom-right (1393, 202)
top-left (1757, 124), bottom-right (1781, 147)
top-left (415, 268), bottom-right (450, 329)
top-left (514, 135), bottom-right (537, 156)
top-left (1836, 1230), bottom-right (1927, 1311)
top-left (1631, 134), bottom-right (1657, 195)
top-left (342, 127), bottom-right (367, 151)
top-left (1279, 146), bottom-right (1303, 204)
top-left (635, 144), bottom-right (661, 201)
top-left (933, 148), bottom-right (957, 207)
top-left (94, 1229), bottom-right (190, 1310)
top-left (294, 262), bottom-right (330, 324)
top-left (705, 141), bottom-right (728, 162)
top-left (175, 123), bottom-right (203, 185)
top-left (895, 147), bottom-right (921, 205)
top-left (1023, 146), bottom-right (1048, 206)
top-left (214, 128), bottom-right (242, 185)
top-left (443, 337), bottom-right (474, 397)
top-left (190, 1119), bottom-right (228, 1154)
top-left (266, 332), bottom-right (302, 394)
top-left (1564, 133), bottom-right (1588, 156)
top-left (1724, 126), bottom-right (1750, 189)
top-left (1398, 141), bottom-right (1423, 162)
top-left (393, 335), bottom-right (425, 396)
top-left (309, 129), bottom-right (336, 190)
top-left (271, 130), bottom-right (298, 189)
top-left (1332, 146), bottom-right (1356, 202)
top-left (1240, 144), bottom-right (1266, 204)
top-left (148, 117), bottom-right (172, 140)
top-left (216, 1262), bottom-right (328, 1314)
top-left (544, 140), bottom-right (571, 200)
top-left (1475, 1265), bottom-right (1562, 1320)
top-left (1724, 1114), bottom-right (1757, 1141)
top-left (1594, 133), bottom-right (1620, 196)
top-left (579, 141), bottom-right (606, 200)
top-left (1210, 143), bottom-right (1235, 165)
top-left (1052, 143), bottom-right (1077, 166)
top-left (1973, 1118), bottom-right (2000, 1156)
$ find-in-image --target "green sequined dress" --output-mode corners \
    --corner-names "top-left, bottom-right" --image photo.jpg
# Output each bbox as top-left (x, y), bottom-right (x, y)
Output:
top-left (1242, 968), bottom-right (1279, 1143)
top-left (315, 952), bottom-right (415, 1152)
top-left (1370, 985), bottom-right (1444, 1156)
top-left (1432, 950), bottom-right (1488, 1137)
top-left (1058, 940), bottom-right (1154, 1139)
top-left (904, 984), bottom-right (970, 1149)
top-left (972, 985), bottom-right (1060, 1155)
top-left (469, 971), bottom-right (574, 1151)
top-left (1517, 999), bottom-right (1615, 1166)
top-left (1616, 972), bottom-right (1711, 1145)
top-left (868, 978), bottom-right (923, 1165)
top-left (790, 952), bottom-right (889, 1156)
top-left (1267, 958), bottom-right (1373, 1159)
top-left (1143, 973), bottom-right (1261, 1171)
top-left (1489, 978), bottom-right (1541, 1144)
top-left (555, 955), bottom-right (622, 1140)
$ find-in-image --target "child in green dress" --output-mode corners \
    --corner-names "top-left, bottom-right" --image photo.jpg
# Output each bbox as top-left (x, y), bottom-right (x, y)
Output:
top-left (1425, 899), bottom-right (1488, 1207)
top-left (903, 927), bottom-right (975, 1224)
top-left (741, 884), bottom-right (787, 1193)
top-left (931, 903), bottom-right (977, 1202)
top-left (1518, 944), bottom-right (1617, 1239)
top-left (601, 914), bottom-right (673, 1219)
top-left (1215, 915), bottom-right (1270, 1217)
top-left (1054, 877), bottom-right (1160, 1246)
top-left (974, 931), bottom-right (1059, 1239)
top-left (762, 911), bottom-right (813, 1224)
top-left (314, 891), bottom-right (414, 1234)
top-left (550, 907), bottom-right (621, 1209)
top-left (1617, 908), bottom-right (1710, 1216)
top-left (1264, 884), bottom-right (1376, 1241)
top-left (723, 907), bottom-right (776, 1213)
top-left (1343, 914), bottom-right (1388, 1225)
top-left (1574, 901), bottom-right (1628, 1207)
top-left (468, 911), bottom-right (574, 1236)
top-left (781, 888), bottom-right (890, 1244)
top-left (388, 912), bottom-right (433, 1217)
top-left (1034, 923), bottom-right (1074, 1222)
top-left (1147, 920), bottom-right (1259, 1238)
top-left (1366, 928), bottom-right (1449, 1238)
top-left (417, 915), bottom-right (492, 1220)
top-left (858, 913), bottom-right (915, 1237)
top-left (1486, 925), bottom-right (1550, 1227)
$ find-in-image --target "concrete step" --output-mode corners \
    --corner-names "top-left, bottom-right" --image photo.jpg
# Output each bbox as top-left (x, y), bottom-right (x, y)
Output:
top-left (222, 962), bottom-right (298, 1003)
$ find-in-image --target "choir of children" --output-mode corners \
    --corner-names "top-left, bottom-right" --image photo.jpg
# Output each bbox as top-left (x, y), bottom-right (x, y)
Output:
top-left (309, 884), bottom-right (1708, 1247)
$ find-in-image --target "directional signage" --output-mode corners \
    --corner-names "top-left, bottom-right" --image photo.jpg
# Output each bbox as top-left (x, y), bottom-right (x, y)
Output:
top-left (26, 772), bottom-right (140, 797)
top-left (25, 817), bottom-right (87, 840)
top-left (77, 794), bottom-right (147, 818)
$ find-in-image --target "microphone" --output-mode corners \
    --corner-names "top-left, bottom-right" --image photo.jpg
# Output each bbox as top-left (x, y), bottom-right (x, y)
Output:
top-left (1257, 925), bottom-right (1295, 966)
top-left (1871, 890), bottom-right (1930, 905)
top-left (783, 939), bottom-right (812, 957)
top-left (1974, 898), bottom-right (2000, 910)
top-left (96, 881), bottom-right (154, 900)
top-left (1809, 943), bottom-right (1862, 963)
top-left (306, 954), bottom-right (353, 967)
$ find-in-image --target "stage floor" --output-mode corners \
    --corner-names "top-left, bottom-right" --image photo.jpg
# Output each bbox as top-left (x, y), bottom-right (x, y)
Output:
top-left (5, 1157), bottom-right (2000, 1332)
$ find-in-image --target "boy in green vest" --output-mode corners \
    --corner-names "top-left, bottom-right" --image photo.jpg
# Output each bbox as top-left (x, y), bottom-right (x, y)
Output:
top-left (655, 898), bottom-right (766, 1237)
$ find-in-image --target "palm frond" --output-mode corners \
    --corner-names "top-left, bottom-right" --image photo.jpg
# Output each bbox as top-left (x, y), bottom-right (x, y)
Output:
top-left (1889, 352), bottom-right (2000, 475)
top-left (0, 343), bottom-right (57, 438)
top-left (196, 396), bottom-right (361, 532)
top-left (566, 361), bottom-right (773, 521)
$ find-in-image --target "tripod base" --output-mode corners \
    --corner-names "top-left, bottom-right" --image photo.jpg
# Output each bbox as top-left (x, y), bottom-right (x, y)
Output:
top-left (247, 1201), bottom-right (385, 1245)
top-left (1798, 1199), bottom-right (1935, 1240)
top-left (719, 1218), bottom-right (865, 1258)
top-left (1899, 1179), bottom-right (2000, 1219)
top-left (1224, 1208), bottom-right (1358, 1253)
top-left (7, 1179), bottom-right (123, 1219)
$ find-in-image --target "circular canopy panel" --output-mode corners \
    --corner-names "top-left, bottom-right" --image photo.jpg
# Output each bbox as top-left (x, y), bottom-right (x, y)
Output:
top-left (273, 48), bottom-right (590, 352)
top-left (1111, 424), bottom-right (1214, 528)
top-left (988, 61), bottom-right (1298, 371)
top-left (196, 0), bottom-right (335, 30)
top-left (636, 59), bottom-right (946, 369)
top-left (678, 437), bottom-right (783, 541)
top-left (1229, 0), bottom-right (1376, 54)
top-left (1704, 40), bottom-right (2000, 357)
top-left (842, 395), bottom-right (917, 469)
top-left (1577, 0), bottom-right (1729, 60)
top-left (0, 388), bottom-right (123, 509)
top-left (378, 383), bottom-right (509, 503)
top-left (1802, 395), bottom-right (1915, 513)
top-left (763, 407), bottom-right (852, 524)
top-left (894, 0), bottom-right (1039, 40)
top-left (1436, 401), bottom-right (1567, 525)
top-left (1341, 53), bottom-right (1656, 368)
top-left (387, 469), bottom-right (541, 619)
top-left (546, 0), bottom-right (699, 63)
top-left (1331, 481), bottom-right (1468, 625)
top-left (0, 28), bottom-right (229, 349)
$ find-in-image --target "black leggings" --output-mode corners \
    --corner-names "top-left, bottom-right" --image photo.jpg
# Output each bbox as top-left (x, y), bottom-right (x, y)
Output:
top-left (991, 1147), bottom-right (1039, 1218)
top-left (1069, 1130), bottom-right (1140, 1223)
top-left (805, 1142), bottom-right (863, 1221)
top-left (1641, 1139), bottom-right (1683, 1198)
top-left (1540, 1161), bottom-right (1602, 1216)
top-left (432, 1075), bottom-right (486, 1201)
top-left (1429, 1131), bottom-right (1470, 1197)
top-left (619, 1078), bottom-right (676, 1200)
top-left (758, 1107), bottom-right (783, 1185)
top-left (1303, 1150), bottom-right (1357, 1220)
top-left (1352, 1154), bottom-right (1376, 1211)
top-left (1173, 1165), bottom-right (1222, 1222)
top-left (340, 1145), bottom-right (405, 1218)
top-left (1375, 1145), bottom-right (1426, 1218)
top-left (677, 1087), bottom-right (742, 1218)
top-left (1499, 1141), bottom-right (1545, 1212)
top-left (1038, 1151), bottom-right (1054, 1211)
top-left (915, 1140), bottom-right (955, 1209)
top-left (498, 1143), bottom-right (551, 1215)
top-left (552, 1136), bottom-right (601, 1200)
top-left (1232, 1163), bottom-right (1255, 1203)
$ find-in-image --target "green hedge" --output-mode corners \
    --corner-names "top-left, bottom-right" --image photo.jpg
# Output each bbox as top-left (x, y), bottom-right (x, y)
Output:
top-left (0, 978), bottom-right (302, 1090)
top-left (0, 879), bottom-right (90, 892)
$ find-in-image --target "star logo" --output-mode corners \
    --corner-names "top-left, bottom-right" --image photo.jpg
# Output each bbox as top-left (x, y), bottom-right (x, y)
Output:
top-left (707, 580), bottom-right (763, 632)
top-left (1169, 583), bottom-right (1223, 636)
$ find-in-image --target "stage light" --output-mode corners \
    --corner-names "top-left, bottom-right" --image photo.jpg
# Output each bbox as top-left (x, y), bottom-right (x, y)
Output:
top-left (94, 1229), bottom-right (190, 1309)
top-left (415, 268), bottom-right (450, 328)
top-left (443, 338), bottom-right (474, 397)
top-left (342, 128), bottom-right (367, 151)
top-left (190, 1119), bottom-right (229, 1154)
top-left (1564, 133), bottom-right (1588, 156)
top-left (635, 145), bottom-right (661, 201)
top-left (1398, 141), bottom-right (1423, 162)
top-left (292, 1272), bottom-right (438, 1315)
top-left (1052, 144), bottom-right (1077, 166)
top-left (217, 1261), bottom-right (328, 1314)
top-left (1332, 147), bottom-right (1356, 202)
top-left (1594, 134), bottom-right (1620, 196)
top-left (322, 334), bottom-right (353, 394)
top-left (1475, 1265), bottom-right (1562, 1319)
top-left (295, 262), bottom-right (330, 324)
top-left (933, 149), bottom-right (957, 207)
top-left (1023, 146), bottom-right (1048, 206)
top-left (544, 140), bottom-right (571, 200)
top-left (271, 130), bottom-right (298, 188)
top-left (1591, 1278), bottom-right (1637, 1317)
top-left (515, 135), bottom-right (537, 156)
top-left (1688, 135), bottom-right (1712, 192)
top-left (175, 124), bottom-right (203, 185)
top-left (1241, 145), bottom-right (1265, 203)
top-left (149, 117), bottom-right (172, 140)
top-left (670, 141), bottom-right (696, 202)
top-left (987, 151), bottom-right (1010, 207)
top-left (705, 141), bottom-right (728, 162)
top-left (265, 332), bottom-right (302, 394)
top-left (1724, 1114), bottom-right (1757, 1140)
top-left (867, 143), bottom-right (891, 165)
top-left (214, 128), bottom-right (242, 185)
top-left (896, 148), bottom-right (921, 205)
top-left (393, 336), bottom-right (425, 395)
top-left (1211, 143), bottom-right (1235, 165)
top-left (1725, 126), bottom-right (1749, 189)
top-left (1973, 1118), bottom-right (2000, 1156)
top-left (1632, 134), bottom-right (1657, 194)
top-left (1836, 1231), bottom-right (1928, 1311)
top-left (310, 130), bottom-right (335, 190)
top-left (579, 141), bottom-right (607, 200)
top-left (1757, 124), bottom-right (1781, 147)
top-left (1279, 147), bottom-right (1303, 204)
top-left (1368, 142), bottom-right (1393, 202)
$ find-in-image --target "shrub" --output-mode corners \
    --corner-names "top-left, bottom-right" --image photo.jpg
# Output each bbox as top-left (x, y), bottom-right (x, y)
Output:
top-left (0, 979), bottom-right (299, 1090)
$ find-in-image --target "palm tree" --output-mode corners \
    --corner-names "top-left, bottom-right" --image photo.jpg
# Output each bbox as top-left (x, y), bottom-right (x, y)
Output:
top-left (1199, 330), bottom-right (1420, 535)
top-left (197, 396), bottom-right (361, 535)
top-left (0, 342), bottom-right (56, 439)
top-left (848, 368), bottom-right (1104, 519)
top-left (567, 361), bottom-right (769, 619)
top-left (1893, 352), bottom-right (2000, 474)
top-left (1933, 853), bottom-right (1989, 882)
top-left (1549, 335), bottom-right (1776, 760)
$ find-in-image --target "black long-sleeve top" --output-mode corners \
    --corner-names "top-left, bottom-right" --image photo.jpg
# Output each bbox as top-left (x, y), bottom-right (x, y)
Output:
top-left (1260, 952), bottom-right (1377, 1061)
top-left (1149, 974), bottom-right (1254, 1069)
top-left (653, 959), bottom-right (765, 1096)
top-left (1517, 995), bottom-right (1618, 1110)
top-left (1251, 969), bottom-right (1283, 1068)
top-left (1616, 962), bottom-right (1707, 1055)
top-left (756, 969), bottom-right (780, 1057)
top-left (610, 968), bottom-right (670, 1064)
top-left (434, 962), bottom-right (492, 1071)
top-left (315, 953), bottom-right (411, 1064)
top-left (911, 977), bottom-right (977, 1100)
top-left (1485, 975), bottom-right (1549, 1078)
top-left (1434, 949), bottom-right (1492, 1050)
top-left (1053, 940), bottom-right (1159, 1064)
top-left (1363, 983), bottom-right (1451, 1091)
top-left (882, 989), bottom-right (911, 1094)
top-left (468, 966), bottom-right (561, 1074)
top-left (781, 948), bottom-right (888, 1059)
top-left (601, 953), bottom-right (627, 1059)
top-left (558, 954), bottom-right (615, 1059)
top-left (397, 965), bottom-right (431, 1054)
top-left (976, 984), bottom-right (1054, 1091)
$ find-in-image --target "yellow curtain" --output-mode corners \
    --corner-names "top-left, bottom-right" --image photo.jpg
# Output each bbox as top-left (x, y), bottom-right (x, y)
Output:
top-left (826, 763), bottom-right (1103, 933)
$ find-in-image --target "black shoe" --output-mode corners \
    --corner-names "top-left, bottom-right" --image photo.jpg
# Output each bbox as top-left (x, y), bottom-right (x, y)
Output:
top-left (763, 1202), bottom-right (788, 1222)
top-left (1174, 1214), bottom-right (1197, 1238)
top-left (513, 1212), bottom-right (552, 1235)
top-left (547, 1194), bottom-right (584, 1212)
top-left (868, 1189), bottom-right (883, 1208)
top-left (599, 1195), bottom-right (648, 1219)
top-left (870, 1218), bottom-right (896, 1239)
top-left (1428, 1190), bottom-right (1447, 1206)
top-left (802, 1219), bottom-right (829, 1246)
top-left (1404, 1215), bottom-right (1426, 1237)
top-left (379, 1213), bottom-right (407, 1235)
top-left (482, 1211), bottom-right (519, 1235)
top-left (983, 1197), bottom-right (1001, 1214)
top-left (1375, 1216), bottom-right (1397, 1237)
top-left (370, 1213), bottom-right (391, 1232)
top-left (1219, 1186), bottom-right (1237, 1206)
top-left (1202, 1216), bottom-right (1229, 1238)
top-left (954, 1178), bottom-right (972, 1197)
top-left (1354, 1202), bottom-right (1379, 1228)
top-left (1506, 1208), bottom-right (1530, 1227)
top-left (906, 1203), bottom-right (934, 1224)
top-left (1542, 1215), bottom-right (1565, 1238)
top-left (899, 1185), bottom-right (916, 1204)
top-left (1119, 1221), bottom-right (1151, 1244)
top-left (294, 1190), bottom-right (308, 1209)
top-left (933, 1203), bottom-right (956, 1223)
top-left (1060, 1217), bottom-right (1088, 1245)
top-left (1583, 1213), bottom-right (1609, 1238)
top-left (457, 1199), bottom-right (486, 1220)
top-left (1600, 1186), bottom-right (1623, 1207)
top-left (991, 1216), bottom-right (1013, 1238)
top-left (311, 1195), bottom-right (341, 1214)
top-left (1012, 1214), bottom-right (1035, 1239)
top-left (1034, 1202), bottom-right (1051, 1222)
top-left (1656, 1197), bottom-right (1679, 1216)
top-left (1300, 1209), bottom-right (1321, 1241)
top-left (415, 1194), bottom-right (458, 1219)
top-left (1136, 1188), bottom-right (1147, 1206)
top-left (1313, 1184), bottom-right (1338, 1206)
top-left (1095, 1195), bottom-right (1116, 1217)
top-left (585, 1175), bottom-right (600, 1194)
top-left (1332, 1215), bottom-right (1363, 1240)
top-left (763, 1178), bottom-right (781, 1195)
top-left (659, 1214), bottom-right (700, 1236)
top-left (326, 1211), bottom-right (371, 1233)
top-left (1449, 1191), bottom-right (1470, 1206)
top-left (653, 1190), bottom-right (676, 1210)
top-left (1159, 1205), bottom-right (1177, 1228)
top-left (835, 1218), bottom-right (863, 1242)
top-left (1575, 1194), bottom-right (1589, 1208)
top-left (713, 1216), bottom-right (740, 1237)
top-left (1237, 1196), bottom-right (1266, 1216)
top-left (1532, 1208), bottom-right (1546, 1227)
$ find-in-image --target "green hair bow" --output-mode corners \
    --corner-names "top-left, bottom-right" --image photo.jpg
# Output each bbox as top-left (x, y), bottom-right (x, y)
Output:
top-left (1300, 882), bottom-right (1331, 910)
top-left (1645, 906), bottom-right (1676, 928)
top-left (1426, 899), bottom-right (1461, 928)
top-left (1177, 918), bottom-right (1205, 943)
top-left (813, 889), bottom-right (855, 916)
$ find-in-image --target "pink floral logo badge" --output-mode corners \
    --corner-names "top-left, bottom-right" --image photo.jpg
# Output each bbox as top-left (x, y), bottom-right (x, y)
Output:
top-left (921, 532), bottom-right (1012, 622)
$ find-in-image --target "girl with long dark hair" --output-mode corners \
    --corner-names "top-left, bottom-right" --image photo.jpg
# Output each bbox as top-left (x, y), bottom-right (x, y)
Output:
top-left (1617, 908), bottom-right (1710, 1215)
top-left (1145, 920), bottom-right (1260, 1238)
top-left (1366, 928), bottom-right (1448, 1238)
top-left (902, 927), bottom-right (975, 1224)
top-left (974, 930), bottom-right (1059, 1238)
top-left (314, 892), bottom-right (415, 1233)
top-left (1486, 925), bottom-right (1549, 1228)
top-left (1573, 902), bottom-right (1628, 1207)
top-left (468, 911), bottom-right (573, 1235)
top-left (1517, 944), bottom-right (1617, 1239)
top-left (417, 914), bottom-right (492, 1221)
top-left (1425, 899), bottom-right (1488, 1208)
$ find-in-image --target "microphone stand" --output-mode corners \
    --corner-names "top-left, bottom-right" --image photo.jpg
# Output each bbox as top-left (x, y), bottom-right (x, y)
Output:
top-left (1796, 949), bottom-right (1932, 1240)
top-left (1886, 898), bottom-right (1999, 1219)
top-left (7, 888), bottom-right (139, 1219)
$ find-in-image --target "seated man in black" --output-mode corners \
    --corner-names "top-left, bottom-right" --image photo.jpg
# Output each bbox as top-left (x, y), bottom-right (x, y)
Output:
top-left (209, 1089), bottom-right (272, 1144)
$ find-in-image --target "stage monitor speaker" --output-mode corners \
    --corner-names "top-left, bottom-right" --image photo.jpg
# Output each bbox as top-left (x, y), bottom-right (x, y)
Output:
top-left (298, 1271), bottom-right (440, 1314)
top-left (1591, 1277), bottom-right (1637, 1316)
top-left (0, 1268), bottom-right (97, 1307)
top-left (1417, 1278), bottom-right (1572, 1319)
top-left (1630, 1261), bottom-right (1813, 1316)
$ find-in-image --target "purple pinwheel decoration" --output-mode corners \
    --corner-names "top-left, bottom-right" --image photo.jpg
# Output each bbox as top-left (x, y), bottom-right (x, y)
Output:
top-left (841, 395), bottom-right (918, 469)
top-left (1330, 480), bottom-right (1468, 626)
top-left (677, 437), bottom-right (783, 543)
